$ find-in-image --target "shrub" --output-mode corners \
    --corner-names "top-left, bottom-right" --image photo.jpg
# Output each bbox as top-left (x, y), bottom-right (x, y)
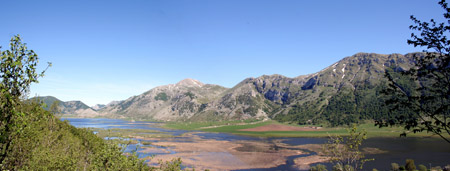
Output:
top-left (154, 92), bottom-right (169, 101)
top-left (391, 163), bottom-right (400, 171)
top-left (324, 125), bottom-right (373, 170)
top-left (310, 164), bottom-right (328, 171)
top-left (405, 159), bottom-right (416, 171)
top-left (417, 164), bottom-right (427, 171)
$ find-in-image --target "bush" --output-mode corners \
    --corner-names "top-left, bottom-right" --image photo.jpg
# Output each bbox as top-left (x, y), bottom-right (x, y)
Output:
top-left (311, 164), bottom-right (328, 171)
top-left (405, 159), bottom-right (416, 171)
top-left (323, 125), bottom-right (373, 170)
top-left (445, 165), bottom-right (450, 171)
top-left (432, 166), bottom-right (443, 171)
top-left (332, 164), bottom-right (354, 171)
top-left (155, 92), bottom-right (169, 101)
top-left (417, 164), bottom-right (427, 171)
top-left (391, 163), bottom-right (400, 171)
top-left (2, 101), bottom-right (150, 170)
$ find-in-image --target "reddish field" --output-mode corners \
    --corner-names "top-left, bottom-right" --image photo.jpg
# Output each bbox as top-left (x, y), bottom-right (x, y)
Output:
top-left (238, 124), bottom-right (321, 132)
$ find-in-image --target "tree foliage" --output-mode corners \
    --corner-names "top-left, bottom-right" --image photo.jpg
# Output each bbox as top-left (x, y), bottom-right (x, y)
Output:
top-left (323, 125), bottom-right (373, 171)
top-left (391, 163), bottom-right (400, 171)
top-left (3, 100), bottom-right (149, 170)
top-left (405, 159), bottom-right (416, 171)
top-left (154, 92), bottom-right (169, 101)
top-left (276, 84), bottom-right (391, 127)
top-left (376, 0), bottom-right (450, 143)
top-left (49, 100), bottom-right (61, 114)
top-left (310, 164), bottom-right (328, 171)
top-left (0, 35), bottom-right (158, 170)
top-left (0, 35), bottom-right (50, 166)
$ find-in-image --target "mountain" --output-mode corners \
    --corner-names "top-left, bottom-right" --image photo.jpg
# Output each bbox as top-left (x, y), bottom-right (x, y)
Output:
top-left (91, 104), bottom-right (106, 111)
top-left (99, 52), bottom-right (419, 124)
top-left (100, 78), bottom-right (228, 120)
top-left (224, 53), bottom-right (418, 125)
top-left (30, 96), bottom-right (100, 117)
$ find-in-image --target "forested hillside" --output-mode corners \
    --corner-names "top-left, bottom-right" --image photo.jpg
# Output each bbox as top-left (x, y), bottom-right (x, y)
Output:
top-left (0, 35), bottom-right (159, 170)
top-left (1, 101), bottom-right (149, 170)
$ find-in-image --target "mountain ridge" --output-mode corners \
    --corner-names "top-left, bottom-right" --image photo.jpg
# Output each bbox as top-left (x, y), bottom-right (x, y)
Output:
top-left (39, 52), bottom-right (422, 125)
top-left (30, 96), bottom-right (102, 117)
top-left (98, 52), bottom-right (421, 124)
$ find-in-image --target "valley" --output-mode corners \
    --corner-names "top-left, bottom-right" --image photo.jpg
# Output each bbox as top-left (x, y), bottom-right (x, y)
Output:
top-left (33, 52), bottom-right (450, 170)
top-left (62, 118), bottom-right (450, 171)
top-left (3, 1), bottom-right (450, 170)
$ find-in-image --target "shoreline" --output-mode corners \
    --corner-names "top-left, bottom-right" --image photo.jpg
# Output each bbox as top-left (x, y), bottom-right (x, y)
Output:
top-left (62, 117), bottom-right (450, 170)
top-left (60, 116), bottom-right (448, 139)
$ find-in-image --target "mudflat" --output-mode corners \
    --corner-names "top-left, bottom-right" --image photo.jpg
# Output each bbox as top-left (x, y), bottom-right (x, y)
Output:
top-left (142, 132), bottom-right (320, 171)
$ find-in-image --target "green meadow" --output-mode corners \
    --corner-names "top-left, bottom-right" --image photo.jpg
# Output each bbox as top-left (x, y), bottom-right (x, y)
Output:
top-left (164, 120), bottom-right (444, 138)
top-left (92, 128), bottom-right (173, 139)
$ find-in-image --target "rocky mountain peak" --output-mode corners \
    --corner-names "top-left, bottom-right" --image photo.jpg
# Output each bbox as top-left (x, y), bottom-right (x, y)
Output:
top-left (91, 104), bottom-right (106, 110)
top-left (176, 78), bottom-right (204, 87)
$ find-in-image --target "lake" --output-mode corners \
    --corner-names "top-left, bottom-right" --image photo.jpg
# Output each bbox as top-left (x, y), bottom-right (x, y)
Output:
top-left (62, 118), bottom-right (450, 170)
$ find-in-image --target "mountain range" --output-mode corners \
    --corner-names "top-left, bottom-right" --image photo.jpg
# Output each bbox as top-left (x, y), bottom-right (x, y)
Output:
top-left (34, 52), bottom-right (419, 125)
top-left (30, 96), bottom-right (101, 117)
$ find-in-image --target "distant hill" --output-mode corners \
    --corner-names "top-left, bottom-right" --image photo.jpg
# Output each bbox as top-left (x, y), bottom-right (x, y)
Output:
top-left (99, 52), bottom-right (420, 125)
top-left (30, 96), bottom-right (100, 117)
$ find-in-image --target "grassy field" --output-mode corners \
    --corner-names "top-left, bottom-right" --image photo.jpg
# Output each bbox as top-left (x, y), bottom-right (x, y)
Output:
top-left (163, 118), bottom-right (263, 130)
top-left (164, 120), bottom-right (444, 138)
top-left (92, 128), bottom-right (173, 139)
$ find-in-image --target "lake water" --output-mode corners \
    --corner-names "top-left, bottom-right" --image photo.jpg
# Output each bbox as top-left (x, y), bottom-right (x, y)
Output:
top-left (61, 118), bottom-right (450, 170)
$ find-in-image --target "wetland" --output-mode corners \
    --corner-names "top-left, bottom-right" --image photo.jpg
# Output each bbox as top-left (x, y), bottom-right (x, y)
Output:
top-left (62, 118), bottom-right (450, 171)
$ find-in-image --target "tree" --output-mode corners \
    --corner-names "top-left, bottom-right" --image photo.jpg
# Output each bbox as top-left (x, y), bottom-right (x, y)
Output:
top-left (0, 35), bottom-right (50, 166)
top-left (377, 0), bottom-right (450, 143)
top-left (323, 125), bottom-right (373, 171)
top-left (49, 100), bottom-right (61, 115)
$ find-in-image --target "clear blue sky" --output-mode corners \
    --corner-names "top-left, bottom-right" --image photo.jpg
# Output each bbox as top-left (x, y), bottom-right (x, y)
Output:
top-left (0, 0), bottom-right (443, 106)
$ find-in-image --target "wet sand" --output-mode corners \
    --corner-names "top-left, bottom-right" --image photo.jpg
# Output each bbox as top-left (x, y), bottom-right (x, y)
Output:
top-left (142, 132), bottom-right (316, 171)
top-left (294, 155), bottom-right (329, 170)
top-left (141, 134), bottom-right (386, 171)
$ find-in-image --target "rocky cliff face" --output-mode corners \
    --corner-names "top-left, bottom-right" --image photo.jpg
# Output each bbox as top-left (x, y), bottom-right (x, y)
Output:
top-left (97, 53), bottom-right (420, 122)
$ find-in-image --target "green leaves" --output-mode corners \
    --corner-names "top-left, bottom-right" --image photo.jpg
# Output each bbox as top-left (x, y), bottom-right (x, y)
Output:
top-left (0, 35), bottom-right (48, 98)
top-left (323, 125), bottom-right (373, 170)
top-left (378, 0), bottom-right (450, 144)
top-left (0, 35), bottom-right (52, 168)
top-left (0, 35), bottom-right (153, 170)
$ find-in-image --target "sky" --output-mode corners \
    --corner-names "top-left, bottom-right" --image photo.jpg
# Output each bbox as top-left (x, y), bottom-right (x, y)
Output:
top-left (0, 0), bottom-right (444, 106)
